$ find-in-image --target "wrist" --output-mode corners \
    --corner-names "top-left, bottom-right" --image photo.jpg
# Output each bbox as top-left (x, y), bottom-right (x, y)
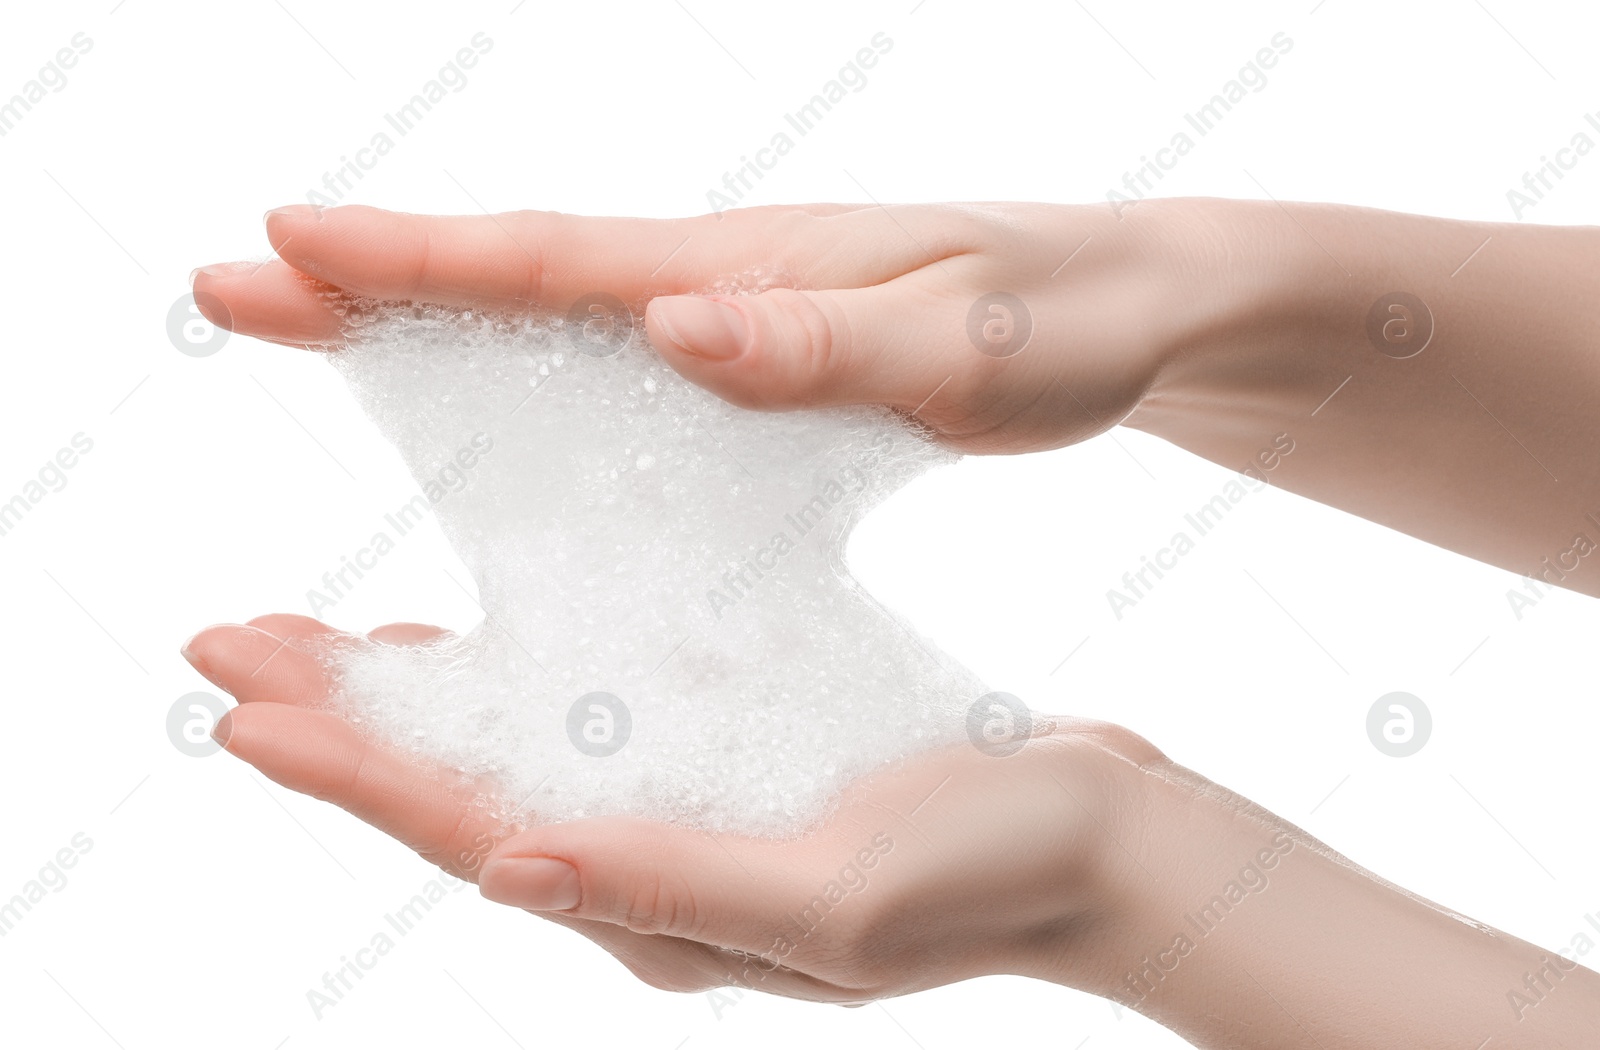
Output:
top-left (1040, 749), bottom-right (1313, 1006)
top-left (1056, 749), bottom-right (1600, 1048)
top-left (1118, 197), bottom-right (1355, 449)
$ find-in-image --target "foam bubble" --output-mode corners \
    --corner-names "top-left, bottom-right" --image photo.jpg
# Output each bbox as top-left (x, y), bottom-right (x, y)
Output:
top-left (315, 294), bottom-right (986, 838)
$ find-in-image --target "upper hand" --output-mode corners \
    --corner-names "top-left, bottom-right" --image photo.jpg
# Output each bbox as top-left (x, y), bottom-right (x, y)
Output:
top-left (191, 201), bottom-right (1228, 454)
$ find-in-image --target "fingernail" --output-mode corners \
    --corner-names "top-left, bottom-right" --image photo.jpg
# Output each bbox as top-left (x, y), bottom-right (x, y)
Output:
top-left (265, 203), bottom-right (324, 225)
top-left (652, 296), bottom-right (748, 361)
top-left (190, 261), bottom-right (257, 283)
top-left (180, 631), bottom-right (206, 669)
top-left (181, 629), bottom-right (228, 690)
top-left (480, 856), bottom-right (582, 911)
top-left (211, 709), bottom-right (234, 750)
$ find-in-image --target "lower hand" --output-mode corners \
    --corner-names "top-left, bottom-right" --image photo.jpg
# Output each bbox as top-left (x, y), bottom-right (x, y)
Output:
top-left (181, 612), bottom-right (1166, 1001)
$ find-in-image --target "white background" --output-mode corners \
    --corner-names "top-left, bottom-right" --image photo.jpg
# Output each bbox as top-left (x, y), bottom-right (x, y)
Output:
top-left (1, 1), bottom-right (1596, 1047)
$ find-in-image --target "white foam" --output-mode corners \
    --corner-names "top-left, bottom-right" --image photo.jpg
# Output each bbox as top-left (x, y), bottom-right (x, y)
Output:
top-left (313, 288), bottom-right (987, 837)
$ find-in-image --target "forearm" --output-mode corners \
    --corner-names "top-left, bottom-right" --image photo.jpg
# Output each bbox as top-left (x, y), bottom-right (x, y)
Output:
top-left (1064, 759), bottom-right (1600, 1048)
top-left (1125, 199), bottom-right (1600, 595)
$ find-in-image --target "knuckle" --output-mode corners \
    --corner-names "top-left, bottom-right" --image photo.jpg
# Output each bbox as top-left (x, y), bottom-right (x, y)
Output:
top-left (761, 288), bottom-right (845, 403)
top-left (308, 745), bottom-right (368, 806)
top-left (413, 806), bottom-right (479, 874)
top-left (505, 211), bottom-right (549, 302)
top-left (620, 869), bottom-right (700, 938)
top-left (938, 203), bottom-right (1019, 254)
top-left (1045, 717), bottom-right (1168, 766)
top-left (404, 221), bottom-right (432, 298)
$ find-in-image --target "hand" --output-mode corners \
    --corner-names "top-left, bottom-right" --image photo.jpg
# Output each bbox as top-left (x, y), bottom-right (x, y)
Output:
top-left (185, 614), bottom-right (1600, 1045)
top-left (191, 200), bottom-right (1253, 455)
top-left (195, 199), bottom-right (1600, 589)
top-left (182, 613), bottom-right (1165, 1001)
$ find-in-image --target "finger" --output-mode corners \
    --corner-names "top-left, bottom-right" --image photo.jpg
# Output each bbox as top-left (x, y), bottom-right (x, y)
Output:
top-left (256, 204), bottom-right (943, 312)
top-left (216, 701), bottom-right (502, 878)
top-left (213, 695), bottom-right (732, 979)
top-left (367, 622), bottom-right (451, 646)
top-left (246, 612), bottom-right (344, 642)
top-left (557, 929), bottom-right (856, 1002)
top-left (531, 914), bottom-right (848, 1000)
top-left (476, 817), bottom-right (835, 960)
top-left (192, 259), bottom-right (347, 346)
top-left (218, 702), bottom-right (834, 996)
top-left (644, 281), bottom-right (985, 415)
top-left (181, 623), bottom-right (331, 706)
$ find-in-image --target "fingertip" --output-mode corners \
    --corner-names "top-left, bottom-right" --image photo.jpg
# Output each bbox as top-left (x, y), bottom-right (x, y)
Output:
top-left (180, 623), bottom-right (326, 705)
top-left (478, 854), bottom-right (583, 912)
top-left (367, 622), bottom-right (451, 646)
top-left (184, 258), bottom-right (347, 346)
top-left (244, 612), bottom-right (342, 640)
top-left (181, 622), bottom-right (247, 687)
top-left (264, 202), bottom-right (325, 245)
top-left (211, 706), bottom-right (236, 751)
top-left (190, 264), bottom-right (258, 332)
top-left (646, 295), bottom-right (749, 363)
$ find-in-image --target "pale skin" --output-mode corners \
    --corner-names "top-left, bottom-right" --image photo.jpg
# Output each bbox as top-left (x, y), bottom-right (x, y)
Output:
top-left (186, 199), bottom-right (1600, 1046)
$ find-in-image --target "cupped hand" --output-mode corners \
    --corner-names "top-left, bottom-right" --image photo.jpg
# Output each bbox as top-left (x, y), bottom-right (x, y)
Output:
top-left (191, 201), bottom-right (1249, 454)
top-left (182, 613), bottom-right (1167, 1002)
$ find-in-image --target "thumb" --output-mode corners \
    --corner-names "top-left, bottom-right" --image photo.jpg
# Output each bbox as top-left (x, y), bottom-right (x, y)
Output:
top-left (478, 817), bottom-right (811, 956)
top-left (645, 287), bottom-right (962, 415)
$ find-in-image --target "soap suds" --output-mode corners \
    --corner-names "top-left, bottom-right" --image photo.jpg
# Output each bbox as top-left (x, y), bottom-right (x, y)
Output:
top-left (313, 289), bottom-right (986, 838)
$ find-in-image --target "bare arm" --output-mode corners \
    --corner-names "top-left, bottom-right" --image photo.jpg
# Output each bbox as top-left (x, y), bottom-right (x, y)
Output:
top-left (1125, 199), bottom-right (1600, 595)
